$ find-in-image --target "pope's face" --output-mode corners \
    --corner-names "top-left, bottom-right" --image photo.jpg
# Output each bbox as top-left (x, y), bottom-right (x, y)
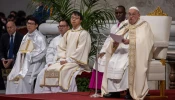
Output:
top-left (128, 9), bottom-right (140, 25)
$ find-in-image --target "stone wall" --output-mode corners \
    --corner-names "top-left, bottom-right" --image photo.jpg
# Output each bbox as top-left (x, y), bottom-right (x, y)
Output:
top-left (0, 0), bottom-right (175, 20)
top-left (74, 0), bottom-right (175, 20)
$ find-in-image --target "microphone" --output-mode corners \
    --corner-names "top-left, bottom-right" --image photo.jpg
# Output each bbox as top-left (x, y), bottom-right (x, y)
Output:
top-left (115, 22), bottom-right (128, 34)
top-left (119, 23), bottom-right (128, 30)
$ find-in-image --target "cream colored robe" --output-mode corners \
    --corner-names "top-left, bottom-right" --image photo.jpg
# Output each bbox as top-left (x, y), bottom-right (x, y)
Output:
top-left (41, 26), bottom-right (91, 90)
top-left (128, 19), bottom-right (154, 100)
top-left (102, 19), bottom-right (154, 99)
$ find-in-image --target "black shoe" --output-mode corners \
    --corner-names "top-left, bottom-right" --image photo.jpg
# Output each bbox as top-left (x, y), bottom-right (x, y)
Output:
top-left (125, 94), bottom-right (133, 99)
top-left (97, 90), bottom-right (101, 93)
top-left (146, 93), bottom-right (150, 96)
top-left (125, 89), bottom-right (133, 99)
top-left (103, 92), bottom-right (120, 98)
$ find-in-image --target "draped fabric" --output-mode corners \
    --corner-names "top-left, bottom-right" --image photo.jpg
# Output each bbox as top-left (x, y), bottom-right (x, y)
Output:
top-left (128, 19), bottom-right (154, 99)
top-left (101, 19), bottom-right (154, 100)
top-left (41, 26), bottom-right (91, 90)
top-left (101, 20), bottom-right (128, 96)
top-left (6, 29), bottom-right (47, 94)
top-left (46, 35), bottom-right (62, 64)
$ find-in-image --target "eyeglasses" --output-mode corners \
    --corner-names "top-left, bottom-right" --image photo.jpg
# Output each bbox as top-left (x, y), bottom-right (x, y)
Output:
top-left (71, 16), bottom-right (80, 20)
top-left (58, 25), bottom-right (67, 28)
top-left (26, 22), bottom-right (36, 25)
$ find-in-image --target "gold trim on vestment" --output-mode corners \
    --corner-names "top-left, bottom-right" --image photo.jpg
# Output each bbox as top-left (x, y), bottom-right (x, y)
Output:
top-left (41, 64), bottom-right (65, 87)
top-left (58, 44), bottom-right (66, 51)
top-left (71, 27), bottom-right (84, 32)
top-left (70, 57), bottom-right (87, 65)
top-left (128, 21), bottom-right (146, 96)
top-left (160, 59), bottom-right (166, 66)
top-left (20, 40), bottom-right (33, 53)
top-left (76, 30), bottom-right (84, 48)
top-left (67, 67), bottom-right (79, 90)
top-left (65, 30), bottom-right (71, 45)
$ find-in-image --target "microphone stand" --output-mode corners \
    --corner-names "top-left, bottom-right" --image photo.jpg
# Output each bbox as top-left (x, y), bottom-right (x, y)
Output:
top-left (90, 34), bottom-right (101, 98)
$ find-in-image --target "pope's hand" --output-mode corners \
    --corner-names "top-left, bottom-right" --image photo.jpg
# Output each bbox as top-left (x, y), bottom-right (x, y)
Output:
top-left (122, 39), bottom-right (129, 44)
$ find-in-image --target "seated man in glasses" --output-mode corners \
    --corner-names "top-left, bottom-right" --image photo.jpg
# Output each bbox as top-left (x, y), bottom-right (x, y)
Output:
top-left (34, 19), bottom-right (70, 93)
top-left (35, 11), bottom-right (91, 93)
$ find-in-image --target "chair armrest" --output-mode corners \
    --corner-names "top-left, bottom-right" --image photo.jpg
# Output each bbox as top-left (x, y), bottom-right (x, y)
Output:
top-left (154, 41), bottom-right (169, 47)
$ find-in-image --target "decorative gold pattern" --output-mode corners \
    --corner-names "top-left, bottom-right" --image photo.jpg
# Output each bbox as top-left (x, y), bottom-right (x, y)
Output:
top-left (70, 57), bottom-right (87, 65)
top-left (67, 67), bottom-right (79, 89)
top-left (128, 21), bottom-right (146, 97)
top-left (128, 28), bottom-right (136, 94)
top-left (147, 6), bottom-right (168, 16)
top-left (160, 59), bottom-right (166, 66)
top-left (43, 65), bottom-right (79, 90)
top-left (20, 40), bottom-right (33, 53)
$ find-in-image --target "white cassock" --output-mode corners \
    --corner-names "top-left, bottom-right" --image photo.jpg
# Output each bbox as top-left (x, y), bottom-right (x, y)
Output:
top-left (6, 29), bottom-right (47, 94)
top-left (35, 26), bottom-right (91, 93)
top-left (106, 19), bottom-right (154, 100)
top-left (93, 22), bottom-right (120, 72)
top-left (34, 35), bottom-right (62, 93)
top-left (100, 21), bottom-right (128, 96)
top-left (46, 35), bottom-right (63, 64)
top-left (107, 27), bottom-right (129, 92)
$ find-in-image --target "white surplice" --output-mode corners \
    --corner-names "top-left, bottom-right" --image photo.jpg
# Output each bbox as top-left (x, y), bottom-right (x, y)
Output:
top-left (6, 29), bottom-right (47, 94)
top-left (101, 21), bottom-right (128, 96)
top-left (46, 35), bottom-right (62, 64)
top-left (107, 30), bottom-right (129, 92)
top-left (93, 23), bottom-right (120, 73)
top-left (35, 26), bottom-right (91, 93)
top-left (34, 35), bottom-right (62, 93)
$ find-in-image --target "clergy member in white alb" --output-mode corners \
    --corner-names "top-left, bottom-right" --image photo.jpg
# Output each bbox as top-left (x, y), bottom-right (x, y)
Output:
top-left (34, 19), bottom-right (70, 93)
top-left (6, 17), bottom-right (47, 94)
top-left (98, 5), bottom-right (127, 98)
top-left (103, 6), bottom-right (154, 99)
top-left (37, 11), bottom-right (91, 93)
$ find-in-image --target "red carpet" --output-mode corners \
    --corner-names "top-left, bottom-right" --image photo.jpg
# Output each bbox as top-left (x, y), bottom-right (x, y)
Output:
top-left (0, 90), bottom-right (175, 100)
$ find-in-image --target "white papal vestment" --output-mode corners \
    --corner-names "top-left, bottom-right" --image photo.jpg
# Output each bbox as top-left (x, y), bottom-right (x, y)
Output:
top-left (6, 29), bottom-right (47, 94)
top-left (105, 19), bottom-right (154, 100)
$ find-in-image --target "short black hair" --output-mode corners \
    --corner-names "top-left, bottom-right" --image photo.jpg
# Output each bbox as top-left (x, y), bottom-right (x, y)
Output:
top-left (71, 11), bottom-right (83, 20)
top-left (0, 12), bottom-right (5, 18)
top-left (10, 11), bottom-right (17, 16)
top-left (17, 10), bottom-right (26, 17)
top-left (8, 15), bottom-right (16, 19)
top-left (59, 19), bottom-right (70, 26)
top-left (116, 5), bottom-right (126, 14)
top-left (26, 16), bottom-right (39, 25)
